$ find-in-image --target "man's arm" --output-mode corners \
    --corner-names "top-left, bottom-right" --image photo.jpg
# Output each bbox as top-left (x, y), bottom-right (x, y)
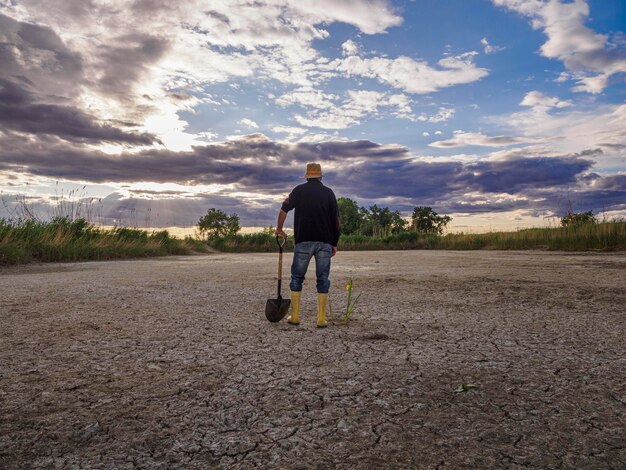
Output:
top-left (276, 209), bottom-right (288, 238)
top-left (276, 191), bottom-right (295, 237)
top-left (330, 191), bottom-right (340, 256)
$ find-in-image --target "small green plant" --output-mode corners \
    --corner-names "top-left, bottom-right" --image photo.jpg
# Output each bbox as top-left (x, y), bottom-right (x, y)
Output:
top-left (343, 278), bottom-right (362, 321)
top-left (454, 383), bottom-right (478, 393)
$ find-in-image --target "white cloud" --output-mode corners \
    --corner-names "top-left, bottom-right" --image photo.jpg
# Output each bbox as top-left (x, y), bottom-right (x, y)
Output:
top-left (417, 107), bottom-right (456, 123)
top-left (239, 118), bottom-right (259, 129)
top-left (290, 0), bottom-right (402, 35)
top-left (330, 51), bottom-right (489, 94)
top-left (342, 39), bottom-right (359, 56)
top-left (481, 37), bottom-right (505, 54)
top-left (554, 72), bottom-right (571, 83)
top-left (293, 90), bottom-right (415, 129)
top-left (520, 91), bottom-right (572, 109)
top-left (429, 131), bottom-right (532, 148)
top-left (275, 87), bottom-right (337, 109)
top-left (272, 125), bottom-right (307, 135)
top-left (493, 0), bottom-right (626, 94)
top-left (386, 93), bottom-right (415, 120)
top-left (435, 130), bottom-right (443, 135)
top-left (495, 102), bottom-right (626, 171)
top-left (422, 132), bottom-right (430, 137)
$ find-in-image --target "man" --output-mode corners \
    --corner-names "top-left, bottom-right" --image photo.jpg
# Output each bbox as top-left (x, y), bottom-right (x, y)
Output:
top-left (275, 162), bottom-right (340, 328)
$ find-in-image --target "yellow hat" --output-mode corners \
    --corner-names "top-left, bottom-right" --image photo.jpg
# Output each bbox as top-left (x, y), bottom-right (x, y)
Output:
top-left (304, 162), bottom-right (323, 178)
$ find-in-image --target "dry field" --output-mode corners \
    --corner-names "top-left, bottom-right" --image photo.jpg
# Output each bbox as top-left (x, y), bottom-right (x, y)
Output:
top-left (1, 251), bottom-right (625, 469)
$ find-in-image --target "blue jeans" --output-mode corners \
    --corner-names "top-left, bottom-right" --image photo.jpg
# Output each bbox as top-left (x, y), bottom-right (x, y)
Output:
top-left (290, 241), bottom-right (332, 293)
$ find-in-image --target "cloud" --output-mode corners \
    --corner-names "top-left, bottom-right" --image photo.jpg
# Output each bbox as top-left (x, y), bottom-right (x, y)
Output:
top-left (0, 79), bottom-right (158, 145)
top-left (494, 101), bottom-right (626, 171)
top-left (0, 0), bottom-right (402, 152)
top-left (0, 12), bottom-right (168, 147)
top-left (272, 125), bottom-right (307, 135)
top-left (481, 37), bottom-right (505, 54)
top-left (2, 130), bottom-right (618, 220)
top-left (96, 33), bottom-right (170, 97)
top-left (0, 12), bottom-right (84, 98)
top-left (429, 131), bottom-right (531, 148)
top-left (275, 87), bottom-right (337, 110)
top-left (239, 118), bottom-right (259, 129)
top-left (331, 51), bottom-right (489, 94)
top-left (342, 39), bottom-right (359, 56)
top-left (520, 91), bottom-right (572, 109)
top-left (417, 107), bottom-right (455, 123)
top-left (493, 0), bottom-right (626, 93)
top-left (293, 90), bottom-right (415, 129)
top-left (0, 133), bottom-right (409, 190)
top-left (290, 0), bottom-right (402, 35)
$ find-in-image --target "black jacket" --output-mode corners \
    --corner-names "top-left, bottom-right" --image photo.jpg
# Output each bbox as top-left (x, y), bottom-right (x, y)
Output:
top-left (281, 179), bottom-right (340, 246)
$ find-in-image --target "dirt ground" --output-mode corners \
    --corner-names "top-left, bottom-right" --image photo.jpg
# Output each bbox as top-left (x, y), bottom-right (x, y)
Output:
top-left (0, 251), bottom-right (625, 469)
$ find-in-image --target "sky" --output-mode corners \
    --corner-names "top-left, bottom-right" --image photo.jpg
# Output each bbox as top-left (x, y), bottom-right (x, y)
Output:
top-left (0, 0), bottom-right (625, 232)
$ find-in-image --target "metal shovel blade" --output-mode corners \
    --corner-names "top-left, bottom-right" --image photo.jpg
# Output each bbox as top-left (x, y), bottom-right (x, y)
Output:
top-left (265, 298), bottom-right (291, 322)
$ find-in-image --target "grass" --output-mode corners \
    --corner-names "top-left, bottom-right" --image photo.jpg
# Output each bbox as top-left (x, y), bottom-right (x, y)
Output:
top-left (0, 217), bottom-right (208, 266)
top-left (208, 232), bottom-right (295, 252)
top-left (438, 222), bottom-right (626, 251)
top-left (2, 218), bottom-right (623, 266)
top-left (208, 222), bottom-right (626, 252)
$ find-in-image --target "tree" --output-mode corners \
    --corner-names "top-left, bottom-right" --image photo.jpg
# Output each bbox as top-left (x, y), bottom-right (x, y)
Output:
top-left (360, 204), bottom-right (408, 237)
top-left (337, 197), bottom-right (362, 235)
top-left (561, 211), bottom-right (597, 227)
top-left (197, 208), bottom-right (240, 238)
top-left (358, 206), bottom-right (374, 236)
top-left (389, 211), bottom-right (409, 234)
top-left (411, 207), bottom-right (451, 235)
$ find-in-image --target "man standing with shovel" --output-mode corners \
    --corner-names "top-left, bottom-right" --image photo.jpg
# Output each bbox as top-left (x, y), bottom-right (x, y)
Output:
top-left (275, 163), bottom-right (340, 328)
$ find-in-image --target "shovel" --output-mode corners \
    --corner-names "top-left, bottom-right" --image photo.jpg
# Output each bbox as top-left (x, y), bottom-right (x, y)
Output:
top-left (265, 236), bottom-right (291, 322)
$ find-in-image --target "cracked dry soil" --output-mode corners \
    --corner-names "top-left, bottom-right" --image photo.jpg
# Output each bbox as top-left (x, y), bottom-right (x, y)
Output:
top-left (1, 251), bottom-right (625, 469)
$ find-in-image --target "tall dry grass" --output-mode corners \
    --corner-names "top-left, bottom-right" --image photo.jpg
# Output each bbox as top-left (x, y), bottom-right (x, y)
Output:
top-left (207, 222), bottom-right (625, 252)
top-left (0, 218), bottom-right (207, 266)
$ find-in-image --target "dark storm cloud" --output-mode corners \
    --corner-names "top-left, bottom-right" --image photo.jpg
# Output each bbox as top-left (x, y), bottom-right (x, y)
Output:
top-left (1, 118), bottom-right (622, 222)
top-left (1, 131), bottom-right (614, 210)
top-left (441, 200), bottom-right (535, 214)
top-left (0, 133), bottom-right (414, 191)
top-left (296, 140), bottom-right (409, 161)
top-left (462, 157), bottom-right (593, 193)
top-left (0, 79), bottom-right (158, 144)
top-left (97, 33), bottom-right (170, 96)
top-left (334, 155), bottom-right (593, 202)
top-left (0, 13), bottom-right (160, 144)
top-left (0, 13), bottom-right (83, 96)
top-left (593, 173), bottom-right (626, 191)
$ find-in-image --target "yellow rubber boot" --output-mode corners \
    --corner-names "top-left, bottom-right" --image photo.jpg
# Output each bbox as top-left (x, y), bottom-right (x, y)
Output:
top-left (317, 293), bottom-right (328, 328)
top-left (287, 291), bottom-right (301, 325)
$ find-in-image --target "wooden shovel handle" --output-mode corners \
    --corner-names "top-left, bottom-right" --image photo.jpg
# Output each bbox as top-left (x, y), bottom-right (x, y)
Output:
top-left (276, 236), bottom-right (287, 298)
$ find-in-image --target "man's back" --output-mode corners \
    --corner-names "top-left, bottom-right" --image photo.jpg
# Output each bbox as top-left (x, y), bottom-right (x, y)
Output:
top-left (281, 179), bottom-right (340, 246)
